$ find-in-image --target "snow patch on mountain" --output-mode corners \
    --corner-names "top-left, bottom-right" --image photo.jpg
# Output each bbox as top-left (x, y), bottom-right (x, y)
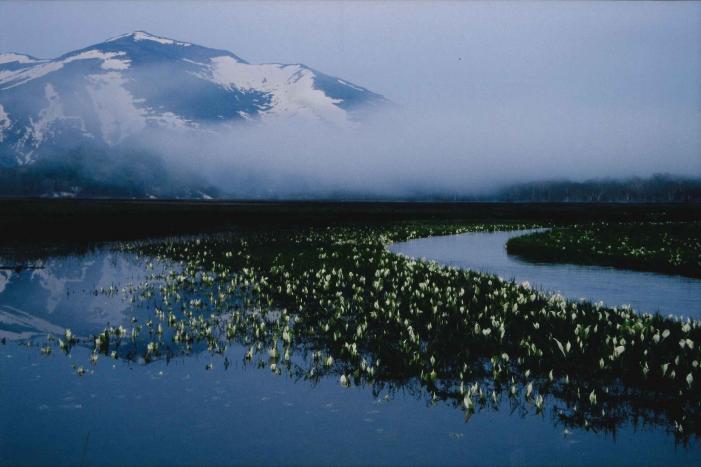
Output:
top-left (0, 53), bottom-right (44, 65)
top-left (132, 31), bottom-right (192, 46)
top-left (206, 56), bottom-right (347, 124)
top-left (146, 111), bottom-right (193, 129)
top-left (101, 56), bottom-right (131, 71)
top-left (108, 31), bottom-right (192, 47)
top-left (14, 84), bottom-right (89, 164)
top-left (0, 50), bottom-right (129, 89)
top-left (0, 61), bottom-right (62, 89)
top-left (16, 84), bottom-right (66, 163)
top-left (86, 72), bottom-right (146, 145)
top-left (336, 79), bottom-right (365, 92)
top-left (0, 104), bottom-right (10, 142)
top-left (87, 69), bottom-right (195, 144)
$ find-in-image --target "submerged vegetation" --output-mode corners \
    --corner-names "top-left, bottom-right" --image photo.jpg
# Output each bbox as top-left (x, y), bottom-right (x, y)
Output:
top-left (507, 222), bottom-right (701, 278)
top-left (24, 222), bottom-right (701, 443)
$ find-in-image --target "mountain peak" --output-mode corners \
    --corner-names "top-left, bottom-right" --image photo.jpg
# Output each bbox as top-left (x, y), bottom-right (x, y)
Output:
top-left (0, 32), bottom-right (389, 168)
top-left (105, 30), bottom-right (193, 47)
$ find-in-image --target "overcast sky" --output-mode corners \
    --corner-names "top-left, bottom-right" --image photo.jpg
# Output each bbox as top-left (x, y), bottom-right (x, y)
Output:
top-left (1, 1), bottom-right (698, 108)
top-left (1, 1), bottom-right (699, 183)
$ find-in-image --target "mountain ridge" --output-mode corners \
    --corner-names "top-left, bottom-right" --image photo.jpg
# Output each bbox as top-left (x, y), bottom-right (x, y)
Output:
top-left (0, 31), bottom-right (389, 168)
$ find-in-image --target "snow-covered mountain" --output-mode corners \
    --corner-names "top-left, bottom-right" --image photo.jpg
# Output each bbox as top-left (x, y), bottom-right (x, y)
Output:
top-left (0, 31), bottom-right (389, 167)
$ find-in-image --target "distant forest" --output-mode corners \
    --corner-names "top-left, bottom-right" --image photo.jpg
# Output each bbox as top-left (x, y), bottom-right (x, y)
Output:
top-left (0, 151), bottom-right (699, 203)
top-left (492, 174), bottom-right (701, 203)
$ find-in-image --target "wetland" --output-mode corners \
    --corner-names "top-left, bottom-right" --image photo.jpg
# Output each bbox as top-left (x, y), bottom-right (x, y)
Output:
top-left (1, 201), bottom-right (700, 465)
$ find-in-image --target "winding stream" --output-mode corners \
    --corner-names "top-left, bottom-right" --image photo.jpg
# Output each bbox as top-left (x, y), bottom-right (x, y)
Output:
top-left (390, 229), bottom-right (701, 319)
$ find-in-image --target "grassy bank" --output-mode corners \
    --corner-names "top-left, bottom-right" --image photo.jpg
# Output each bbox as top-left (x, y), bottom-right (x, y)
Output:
top-left (506, 222), bottom-right (701, 278)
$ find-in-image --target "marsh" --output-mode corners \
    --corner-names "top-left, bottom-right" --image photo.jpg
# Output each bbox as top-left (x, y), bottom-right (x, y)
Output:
top-left (1, 214), bottom-right (699, 465)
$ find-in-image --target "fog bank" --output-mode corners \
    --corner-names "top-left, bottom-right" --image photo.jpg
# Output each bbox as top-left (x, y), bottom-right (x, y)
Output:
top-left (134, 103), bottom-right (700, 199)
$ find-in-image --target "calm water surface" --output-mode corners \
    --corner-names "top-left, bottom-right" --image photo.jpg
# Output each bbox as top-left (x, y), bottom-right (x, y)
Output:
top-left (390, 230), bottom-right (701, 319)
top-left (0, 240), bottom-right (698, 465)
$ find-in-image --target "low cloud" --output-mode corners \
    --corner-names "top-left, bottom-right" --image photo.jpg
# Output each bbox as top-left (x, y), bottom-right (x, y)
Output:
top-left (131, 102), bottom-right (701, 199)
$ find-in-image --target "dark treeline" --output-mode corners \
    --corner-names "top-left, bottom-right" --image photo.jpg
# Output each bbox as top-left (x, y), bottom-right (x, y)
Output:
top-left (0, 147), bottom-right (220, 199)
top-left (493, 174), bottom-right (701, 203)
top-left (1, 199), bottom-right (700, 245)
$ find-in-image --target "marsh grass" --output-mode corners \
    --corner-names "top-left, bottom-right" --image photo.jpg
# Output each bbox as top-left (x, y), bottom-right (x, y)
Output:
top-left (30, 222), bottom-right (701, 443)
top-left (506, 222), bottom-right (701, 278)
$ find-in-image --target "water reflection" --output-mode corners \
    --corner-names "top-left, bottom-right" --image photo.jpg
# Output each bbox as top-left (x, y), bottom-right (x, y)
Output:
top-left (0, 250), bottom-right (162, 340)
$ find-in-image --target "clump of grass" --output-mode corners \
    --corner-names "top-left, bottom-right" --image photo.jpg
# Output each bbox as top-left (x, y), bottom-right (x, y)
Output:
top-left (507, 222), bottom-right (701, 278)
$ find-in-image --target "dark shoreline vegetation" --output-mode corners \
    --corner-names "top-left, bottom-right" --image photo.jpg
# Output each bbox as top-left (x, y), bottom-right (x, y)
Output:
top-left (507, 223), bottom-right (701, 279)
top-left (1, 199), bottom-right (700, 243)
